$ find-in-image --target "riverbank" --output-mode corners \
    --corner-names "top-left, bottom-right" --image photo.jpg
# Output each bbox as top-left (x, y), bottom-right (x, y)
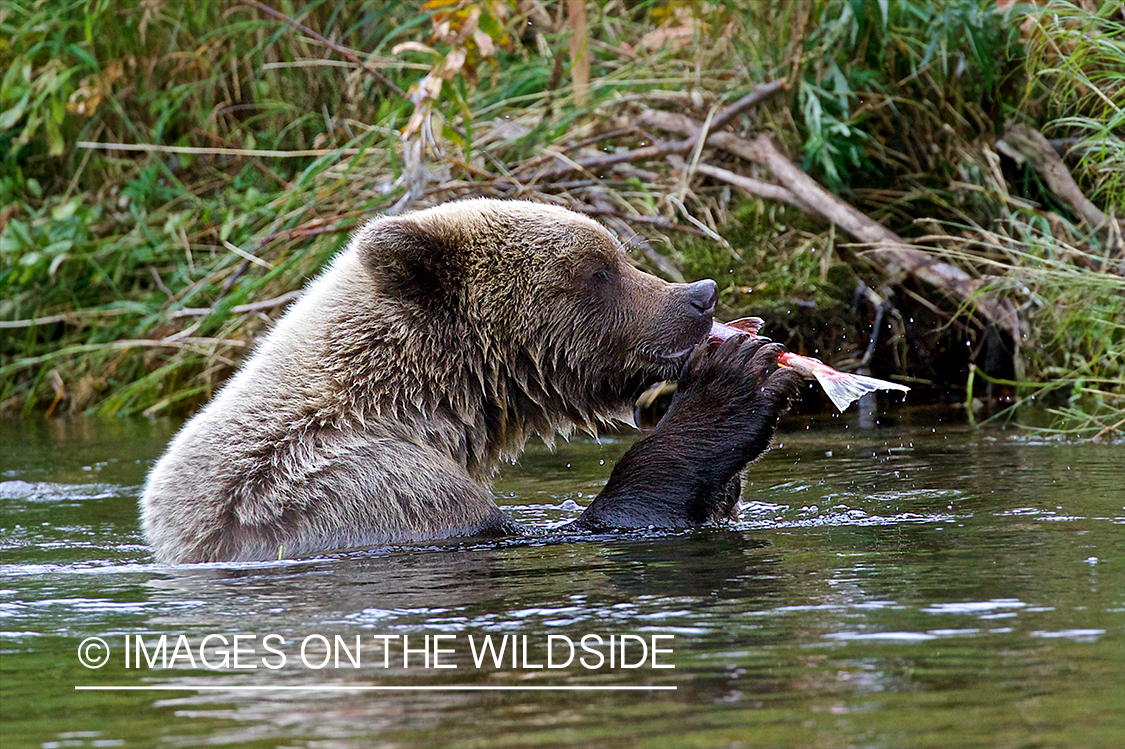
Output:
top-left (1, 0), bottom-right (1121, 436)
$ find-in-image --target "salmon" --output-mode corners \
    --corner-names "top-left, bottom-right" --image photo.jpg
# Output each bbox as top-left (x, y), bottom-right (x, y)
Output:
top-left (710, 318), bottom-right (910, 413)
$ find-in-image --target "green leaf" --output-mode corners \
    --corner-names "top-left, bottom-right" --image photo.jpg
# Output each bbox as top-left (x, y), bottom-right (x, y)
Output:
top-left (0, 230), bottom-right (23, 254)
top-left (0, 92), bottom-right (30, 130)
top-left (43, 239), bottom-right (74, 256)
top-left (5, 219), bottom-right (34, 248)
top-left (16, 110), bottom-right (42, 145)
top-left (442, 122), bottom-right (465, 149)
top-left (478, 12), bottom-right (502, 40)
top-left (46, 116), bottom-right (65, 156)
top-left (52, 199), bottom-right (80, 221)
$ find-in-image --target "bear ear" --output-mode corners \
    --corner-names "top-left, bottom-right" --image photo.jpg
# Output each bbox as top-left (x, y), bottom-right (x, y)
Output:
top-left (359, 218), bottom-right (461, 307)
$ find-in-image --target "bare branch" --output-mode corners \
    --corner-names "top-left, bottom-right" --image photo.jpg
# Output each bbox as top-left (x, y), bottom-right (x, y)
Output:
top-left (688, 160), bottom-right (815, 213)
top-left (521, 79), bottom-right (786, 182)
top-left (640, 110), bottom-right (1021, 334)
top-left (170, 291), bottom-right (304, 319)
top-left (999, 123), bottom-right (1121, 248)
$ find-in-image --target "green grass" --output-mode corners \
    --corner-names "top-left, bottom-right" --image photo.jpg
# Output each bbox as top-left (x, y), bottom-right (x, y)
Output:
top-left (0, 0), bottom-right (1121, 436)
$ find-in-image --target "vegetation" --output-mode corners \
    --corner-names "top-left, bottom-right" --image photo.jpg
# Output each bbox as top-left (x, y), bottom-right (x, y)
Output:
top-left (1, 0), bottom-right (1121, 437)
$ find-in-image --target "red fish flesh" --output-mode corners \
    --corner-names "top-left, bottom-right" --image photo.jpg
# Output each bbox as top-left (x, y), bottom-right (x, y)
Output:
top-left (710, 318), bottom-right (910, 413)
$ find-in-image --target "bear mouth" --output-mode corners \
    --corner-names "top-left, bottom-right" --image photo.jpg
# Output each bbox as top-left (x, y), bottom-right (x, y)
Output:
top-left (636, 338), bottom-right (704, 375)
top-left (633, 317), bottom-right (713, 377)
top-left (662, 344), bottom-right (696, 361)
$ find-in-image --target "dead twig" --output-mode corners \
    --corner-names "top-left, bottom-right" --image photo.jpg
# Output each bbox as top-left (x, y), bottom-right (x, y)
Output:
top-left (704, 80), bottom-right (789, 134)
top-left (170, 290), bottom-right (305, 319)
top-left (519, 127), bottom-right (653, 173)
top-left (527, 140), bottom-right (687, 182)
top-left (687, 160), bottom-right (814, 213)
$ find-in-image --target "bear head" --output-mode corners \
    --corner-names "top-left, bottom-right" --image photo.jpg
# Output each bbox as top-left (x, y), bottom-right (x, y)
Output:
top-left (338, 199), bottom-right (716, 469)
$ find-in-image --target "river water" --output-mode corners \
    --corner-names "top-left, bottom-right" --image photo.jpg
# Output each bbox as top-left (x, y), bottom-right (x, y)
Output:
top-left (1, 410), bottom-right (1122, 748)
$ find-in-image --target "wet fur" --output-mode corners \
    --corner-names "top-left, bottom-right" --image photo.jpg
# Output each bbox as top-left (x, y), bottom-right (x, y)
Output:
top-left (140, 199), bottom-right (798, 563)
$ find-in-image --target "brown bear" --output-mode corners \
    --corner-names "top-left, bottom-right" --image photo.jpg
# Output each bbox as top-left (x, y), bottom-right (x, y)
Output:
top-left (140, 199), bottom-right (800, 563)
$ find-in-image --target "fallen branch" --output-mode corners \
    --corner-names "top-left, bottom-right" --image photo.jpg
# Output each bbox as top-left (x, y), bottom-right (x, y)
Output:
top-left (518, 128), bottom-right (649, 173)
top-left (526, 139), bottom-right (684, 182)
top-left (704, 80), bottom-right (789, 134)
top-left (521, 79), bottom-right (786, 182)
top-left (640, 111), bottom-right (1020, 335)
top-left (998, 123), bottom-right (1121, 248)
top-left (747, 133), bottom-right (1015, 334)
top-left (684, 159), bottom-right (815, 213)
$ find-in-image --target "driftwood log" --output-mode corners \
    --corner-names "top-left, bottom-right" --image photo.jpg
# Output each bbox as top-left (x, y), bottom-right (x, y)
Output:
top-left (637, 110), bottom-right (1021, 336)
top-left (998, 123), bottom-right (1122, 252)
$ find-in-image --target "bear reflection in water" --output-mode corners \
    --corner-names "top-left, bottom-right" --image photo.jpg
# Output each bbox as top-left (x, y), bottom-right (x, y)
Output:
top-left (140, 199), bottom-right (801, 563)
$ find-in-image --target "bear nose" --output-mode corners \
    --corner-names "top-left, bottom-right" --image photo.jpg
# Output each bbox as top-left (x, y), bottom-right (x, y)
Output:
top-left (686, 279), bottom-right (718, 316)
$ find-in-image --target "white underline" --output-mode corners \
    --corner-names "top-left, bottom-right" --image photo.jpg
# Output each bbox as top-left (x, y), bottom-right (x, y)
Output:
top-left (76, 685), bottom-right (675, 692)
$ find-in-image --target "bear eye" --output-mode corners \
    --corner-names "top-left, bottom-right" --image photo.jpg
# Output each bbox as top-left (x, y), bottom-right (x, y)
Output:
top-left (592, 268), bottom-right (611, 282)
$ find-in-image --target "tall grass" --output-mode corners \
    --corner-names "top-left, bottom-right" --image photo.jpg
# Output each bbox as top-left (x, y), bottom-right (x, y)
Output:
top-left (1, 0), bottom-right (425, 415)
top-left (1021, 0), bottom-right (1125, 207)
top-left (1, 0), bottom-right (1121, 437)
top-left (960, 0), bottom-right (1125, 437)
top-left (944, 214), bottom-right (1125, 437)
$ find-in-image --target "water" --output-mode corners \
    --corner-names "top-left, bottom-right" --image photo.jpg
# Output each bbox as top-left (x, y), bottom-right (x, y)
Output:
top-left (1, 411), bottom-right (1122, 748)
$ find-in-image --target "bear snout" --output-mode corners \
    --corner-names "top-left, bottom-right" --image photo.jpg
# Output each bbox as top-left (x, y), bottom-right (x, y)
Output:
top-left (685, 279), bottom-right (718, 317)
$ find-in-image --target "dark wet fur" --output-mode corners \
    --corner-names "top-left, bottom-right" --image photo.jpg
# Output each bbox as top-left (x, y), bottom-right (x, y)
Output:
top-left (572, 336), bottom-right (803, 530)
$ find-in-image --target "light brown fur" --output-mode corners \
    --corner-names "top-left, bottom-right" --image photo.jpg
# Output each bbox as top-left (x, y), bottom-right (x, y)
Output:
top-left (140, 199), bottom-right (712, 563)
